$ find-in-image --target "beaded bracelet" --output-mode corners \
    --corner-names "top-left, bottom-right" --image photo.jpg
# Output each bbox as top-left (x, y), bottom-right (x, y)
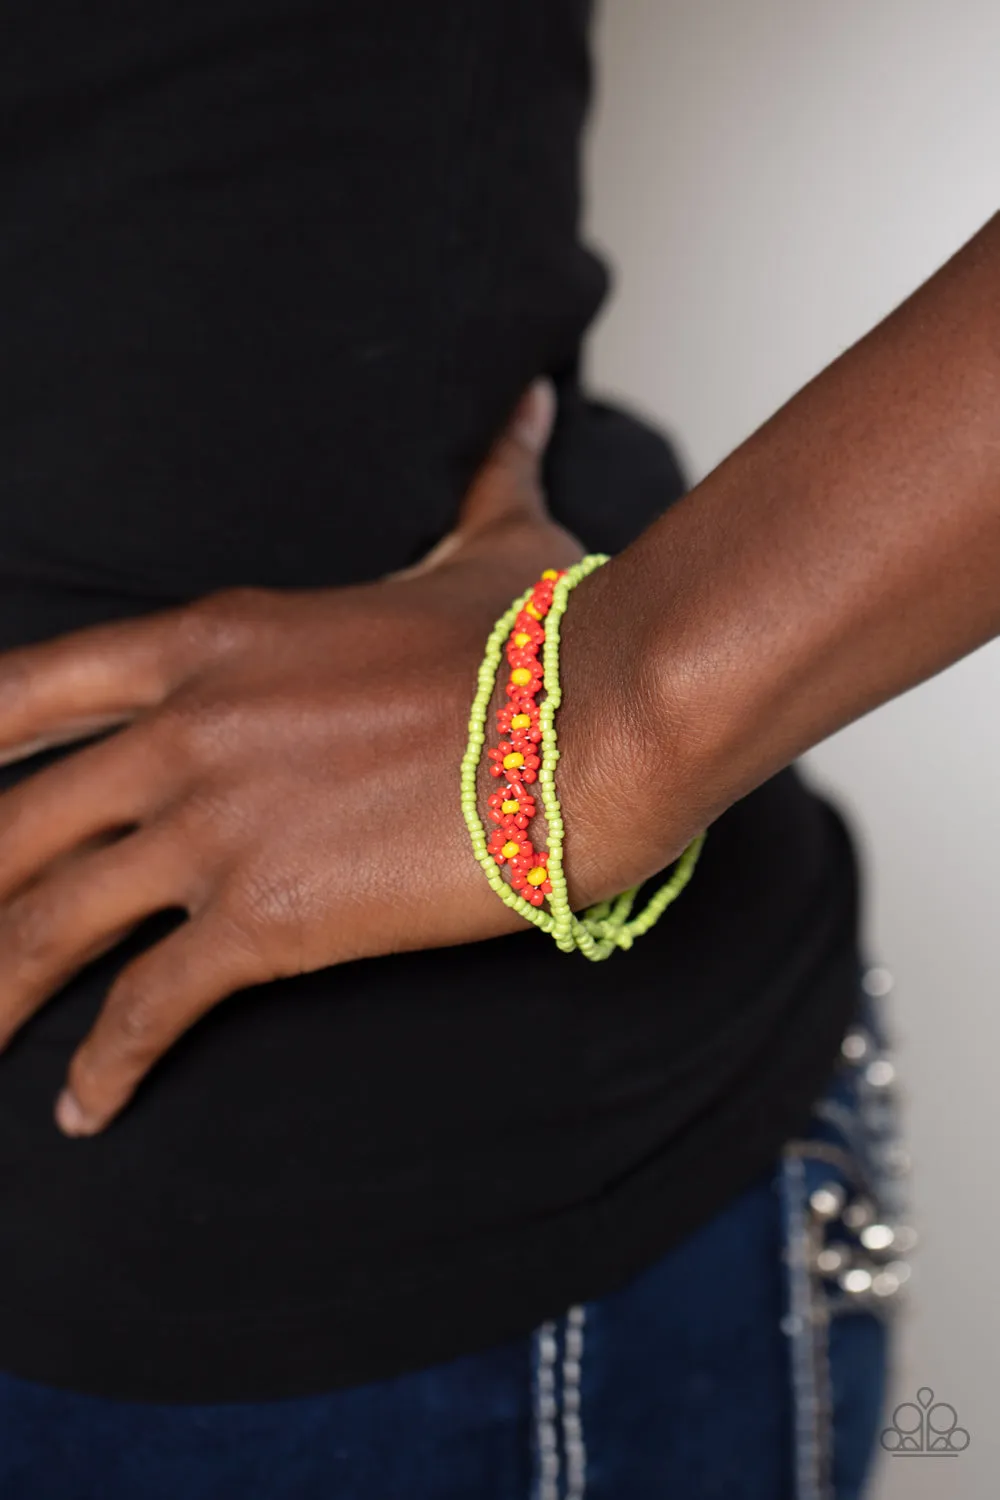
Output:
top-left (460, 553), bottom-right (705, 961)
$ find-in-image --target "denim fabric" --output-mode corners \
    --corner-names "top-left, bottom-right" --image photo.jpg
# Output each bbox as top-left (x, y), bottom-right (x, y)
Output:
top-left (0, 979), bottom-right (900, 1500)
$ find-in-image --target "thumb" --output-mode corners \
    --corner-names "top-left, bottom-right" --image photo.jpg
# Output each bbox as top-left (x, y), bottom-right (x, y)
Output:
top-left (454, 377), bottom-right (557, 538)
top-left (505, 377), bottom-right (558, 462)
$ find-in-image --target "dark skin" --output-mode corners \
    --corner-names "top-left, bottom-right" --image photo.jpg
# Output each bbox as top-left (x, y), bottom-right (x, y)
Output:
top-left (3, 210), bottom-right (1000, 1138)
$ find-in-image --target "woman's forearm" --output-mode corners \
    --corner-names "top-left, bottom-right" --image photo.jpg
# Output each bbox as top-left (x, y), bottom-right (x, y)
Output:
top-left (576, 210), bottom-right (1000, 848)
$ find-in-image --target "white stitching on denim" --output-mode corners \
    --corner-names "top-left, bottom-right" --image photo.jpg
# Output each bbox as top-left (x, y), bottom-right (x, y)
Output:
top-left (535, 1320), bottom-right (560, 1500)
top-left (782, 1152), bottom-right (834, 1500)
top-left (563, 1305), bottom-right (587, 1499)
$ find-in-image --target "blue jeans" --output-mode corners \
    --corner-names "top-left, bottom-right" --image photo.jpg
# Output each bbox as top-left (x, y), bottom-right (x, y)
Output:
top-left (0, 976), bottom-right (904, 1500)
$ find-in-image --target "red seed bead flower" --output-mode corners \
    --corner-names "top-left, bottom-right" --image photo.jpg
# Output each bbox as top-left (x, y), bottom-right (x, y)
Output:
top-left (509, 618), bottom-right (545, 650)
top-left (489, 739), bottom-right (537, 772)
top-left (488, 831), bottom-right (534, 867)
top-left (488, 741), bottom-right (539, 782)
top-left (487, 789), bottom-right (537, 828)
top-left (510, 851), bottom-right (553, 906)
top-left (496, 701), bottom-right (538, 736)
top-left (506, 664), bottom-right (543, 699)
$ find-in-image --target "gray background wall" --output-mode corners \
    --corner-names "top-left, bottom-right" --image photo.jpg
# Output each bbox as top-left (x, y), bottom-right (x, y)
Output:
top-left (586, 4), bottom-right (1000, 1495)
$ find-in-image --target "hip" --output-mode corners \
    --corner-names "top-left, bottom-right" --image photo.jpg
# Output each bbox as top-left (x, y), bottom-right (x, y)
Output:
top-left (0, 972), bottom-right (906, 1499)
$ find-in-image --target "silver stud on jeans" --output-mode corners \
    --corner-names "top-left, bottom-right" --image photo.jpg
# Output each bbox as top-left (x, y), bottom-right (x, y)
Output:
top-left (810, 1183), bottom-right (847, 1222)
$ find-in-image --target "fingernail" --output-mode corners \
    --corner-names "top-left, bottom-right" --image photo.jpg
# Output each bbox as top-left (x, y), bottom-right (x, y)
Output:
top-left (55, 1089), bottom-right (97, 1137)
top-left (511, 378), bottom-right (557, 454)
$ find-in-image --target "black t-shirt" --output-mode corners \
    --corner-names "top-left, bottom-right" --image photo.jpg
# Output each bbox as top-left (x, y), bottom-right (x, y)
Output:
top-left (0, 0), bottom-right (862, 1400)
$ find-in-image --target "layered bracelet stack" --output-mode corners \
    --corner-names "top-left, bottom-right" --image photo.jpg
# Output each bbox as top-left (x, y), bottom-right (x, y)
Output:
top-left (460, 553), bottom-right (704, 961)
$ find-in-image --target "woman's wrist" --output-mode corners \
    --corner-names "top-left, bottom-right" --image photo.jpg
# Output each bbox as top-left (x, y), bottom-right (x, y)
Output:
top-left (592, 212), bottom-right (1000, 852)
top-left (554, 551), bottom-right (712, 907)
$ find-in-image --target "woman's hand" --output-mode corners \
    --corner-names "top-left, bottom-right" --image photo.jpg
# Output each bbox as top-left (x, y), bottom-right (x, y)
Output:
top-left (0, 383), bottom-right (680, 1138)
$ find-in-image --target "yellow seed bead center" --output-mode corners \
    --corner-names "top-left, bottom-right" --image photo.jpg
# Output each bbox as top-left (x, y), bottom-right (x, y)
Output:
top-left (526, 867), bottom-right (546, 886)
top-left (510, 667), bottom-right (532, 686)
top-left (524, 603), bottom-right (542, 620)
top-left (502, 840), bottom-right (520, 859)
top-left (502, 751), bottom-right (524, 770)
top-left (513, 632), bottom-right (531, 647)
top-left (501, 799), bottom-right (520, 815)
top-left (510, 713), bottom-right (531, 729)
top-left (541, 569), bottom-right (559, 580)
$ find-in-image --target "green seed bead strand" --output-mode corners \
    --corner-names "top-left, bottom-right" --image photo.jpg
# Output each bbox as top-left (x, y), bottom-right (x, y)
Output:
top-left (461, 554), bottom-right (706, 958)
top-left (541, 556), bottom-right (706, 955)
top-left (536, 555), bottom-right (611, 956)
top-left (579, 833), bottom-right (705, 949)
